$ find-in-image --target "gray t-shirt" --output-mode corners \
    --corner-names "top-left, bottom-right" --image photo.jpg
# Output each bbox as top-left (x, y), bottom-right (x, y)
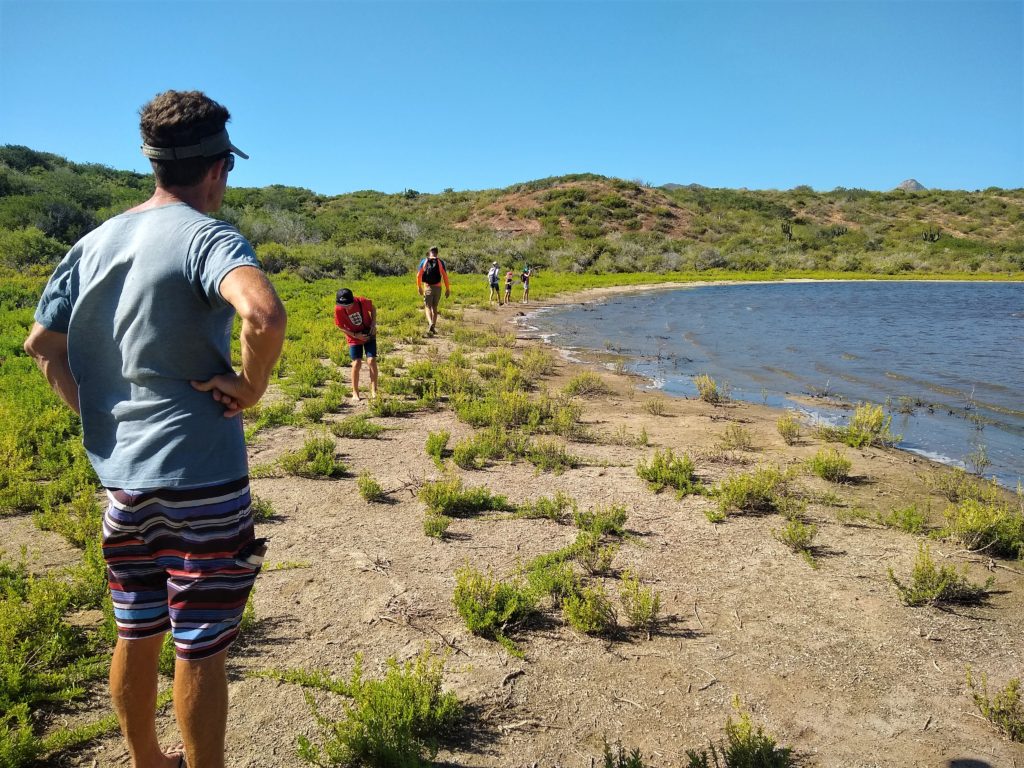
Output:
top-left (34, 202), bottom-right (261, 489)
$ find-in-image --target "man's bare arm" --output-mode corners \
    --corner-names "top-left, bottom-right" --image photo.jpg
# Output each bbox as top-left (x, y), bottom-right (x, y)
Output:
top-left (191, 266), bottom-right (287, 418)
top-left (24, 324), bottom-right (80, 415)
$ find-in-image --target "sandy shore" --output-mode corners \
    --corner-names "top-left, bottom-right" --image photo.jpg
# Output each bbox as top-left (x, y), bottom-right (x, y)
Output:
top-left (8, 284), bottom-right (1022, 767)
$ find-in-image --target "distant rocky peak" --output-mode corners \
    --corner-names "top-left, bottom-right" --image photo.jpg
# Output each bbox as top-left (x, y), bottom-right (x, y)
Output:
top-left (896, 179), bottom-right (926, 191)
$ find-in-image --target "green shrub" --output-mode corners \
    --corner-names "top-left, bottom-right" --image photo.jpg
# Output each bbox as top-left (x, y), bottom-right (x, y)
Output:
top-left (642, 397), bottom-right (667, 416)
top-left (564, 372), bottom-right (611, 397)
top-left (636, 449), bottom-right (702, 497)
top-left (423, 513), bottom-right (450, 539)
top-left (425, 431), bottom-right (450, 468)
top-left (877, 504), bottom-right (929, 534)
top-left (330, 415), bottom-right (384, 439)
top-left (712, 467), bottom-right (789, 518)
top-left (526, 438), bottom-right (581, 474)
top-left (694, 373), bottom-right (726, 404)
top-left (807, 447), bottom-right (852, 482)
top-left (279, 437), bottom-right (346, 478)
top-left (282, 647), bottom-right (463, 768)
top-left (818, 402), bottom-right (901, 448)
top-left (515, 491), bottom-right (576, 521)
top-left (244, 400), bottom-right (297, 440)
top-left (602, 740), bottom-right (652, 768)
top-left (717, 424), bottom-right (754, 451)
top-left (452, 565), bottom-right (536, 655)
top-left (419, 477), bottom-right (515, 518)
top-left (525, 561), bottom-right (579, 606)
top-left (357, 472), bottom-right (386, 503)
top-left (300, 397), bottom-right (328, 423)
top-left (369, 397), bottom-right (417, 418)
top-left (521, 348), bottom-right (556, 379)
top-left (619, 570), bottom-right (661, 637)
top-left (967, 669), bottom-right (1024, 742)
top-left (250, 495), bottom-right (276, 522)
top-left (932, 468), bottom-right (1002, 503)
top-left (942, 497), bottom-right (1024, 559)
top-left (773, 518), bottom-right (818, 568)
top-left (685, 699), bottom-right (796, 767)
top-left (888, 543), bottom-right (994, 606)
top-left (574, 504), bottom-right (628, 537)
top-left (563, 584), bottom-right (616, 635)
top-left (776, 412), bottom-right (801, 445)
top-left (575, 534), bottom-right (618, 576)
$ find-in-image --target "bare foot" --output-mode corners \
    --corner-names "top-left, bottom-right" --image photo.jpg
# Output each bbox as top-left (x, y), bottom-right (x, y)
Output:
top-left (369, 389), bottom-right (379, 399)
top-left (350, 392), bottom-right (361, 402)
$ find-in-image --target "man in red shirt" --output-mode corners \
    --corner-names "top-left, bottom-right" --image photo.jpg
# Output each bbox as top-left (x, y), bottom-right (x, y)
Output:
top-left (333, 288), bottom-right (378, 400)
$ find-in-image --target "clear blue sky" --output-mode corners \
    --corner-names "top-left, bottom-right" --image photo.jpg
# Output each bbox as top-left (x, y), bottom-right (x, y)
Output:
top-left (1, 1), bottom-right (1021, 195)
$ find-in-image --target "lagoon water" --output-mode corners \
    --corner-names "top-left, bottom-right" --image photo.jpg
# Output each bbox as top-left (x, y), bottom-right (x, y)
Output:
top-left (526, 281), bottom-right (1024, 487)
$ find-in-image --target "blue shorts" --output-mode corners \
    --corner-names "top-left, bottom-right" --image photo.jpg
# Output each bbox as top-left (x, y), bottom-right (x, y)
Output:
top-left (349, 337), bottom-right (377, 360)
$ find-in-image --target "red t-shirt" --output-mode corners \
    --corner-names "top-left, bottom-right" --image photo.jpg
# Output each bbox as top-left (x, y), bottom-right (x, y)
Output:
top-left (333, 298), bottom-right (375, 345)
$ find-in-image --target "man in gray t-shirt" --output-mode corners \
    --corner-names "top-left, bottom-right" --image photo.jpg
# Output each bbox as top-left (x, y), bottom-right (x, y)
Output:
top-left (24, 90), bottom-right (286, 768)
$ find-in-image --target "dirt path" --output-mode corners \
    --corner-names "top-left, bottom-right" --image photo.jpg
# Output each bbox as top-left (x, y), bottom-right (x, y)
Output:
top-left (13, 302), bottom-right (1022, 768)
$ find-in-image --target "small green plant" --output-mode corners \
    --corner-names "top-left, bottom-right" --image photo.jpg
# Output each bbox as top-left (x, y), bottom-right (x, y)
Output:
top-left (685, 698), bottom-right (796, 767)
top-left (525, 561), bottom-right (579, 606)
top-left (563, 584), bottom-right (616, 635)
top-left (330, 415), bottom-right (384, 439)
top-left (452, 565), bottom-right (536, 655)
top-left (619, 570), bottom-right (661, 638)
top-left (423, 513), bottom-right (450, 539)
top-left (694, 373), bottom-right (726, 404)
top-left (521, 347), bottom-right (556, 379)
top-left (526, 438), bottom-right (582, 474)
top-left (602, 740), bottom-right (652, 768)
top-left (279, 437), bottom-right (346, 478)
top-left (244, 400), bottom-right (297, 440)
top-left (965, 443), bottom-right (992, 476)
top-left (636, 449), bottom-right (702, 497)
top-left (932, 468), bottom-right (1002, 503)
top-left (773, 518), bottom-right (818, 568)
top-left (515, 491), bottom-right (576, 521)
top-left (888, 543), bottom-right (994, 606)
top-left (877, 504), bottom-right (929, 534)
top-left (279, 647), bottom-right (463, 768)
top-left (564, 372), bottom-right (612, 397)
top-left (942, 497), bottom-right (1024, 558)
top-left (357, 472), bottom-right (386, 503)
top-left (818, 402), bottom-right (901, 448)
top-left (574, 504), bottom-right (628, 537)
top-left (425, 430), bottom-right (450, 468)
top-left (419, 477), bottom-right (515, 518)
top-left (250, 494), bottom-right (276, 522)
top-left (713, 467), bottom-right (789, 518)
top-left (718, 424), bottom-right (754, 451)
top-left (807, 447), bottom-right (852, 482)
top-left (776, 412), bottom-right (801, 445)
top-left (369, 397), bottom-right (417, 418)
top-left (967, 669), bottom-right (1024, 742)
top-left (642, 397), bottom-right (667, 416)
top-left (575, 534), bottom-right (618, 576)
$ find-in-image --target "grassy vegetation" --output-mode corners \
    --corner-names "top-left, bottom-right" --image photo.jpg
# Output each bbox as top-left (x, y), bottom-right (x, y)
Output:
top-left (711, 467), bottom-right (792, 521)
top-left (773, 518), bottom-right (819, 568)
top-left (619, 570), bottom-right (662, 638)
top-left (259, 647), bottom-right (462, 767)
top-left (419, 477), bottom-right (516, 518)
top-left (563, 371), bottom-right (612, 397)
top-left (694, 373), bottom-right (726, 404)
top-left (685, 699), bottom-right (796, 767)
top-left (563, 584), bottom-right (617, 636)
top-left (888, 544), bottom-right (994, 607)
top-left (424, 430), bottom-right (450, 468)
top-left (357, 472), bottom-right (387, 503)
top-left (817, 402), bottom-right (901, 448)
top-left (807, 447), bottom-right (852, 482)
top-left (942, 496), bottom-right (1024, 559)
top-left (967, 669), bottom-right (1024, 742)
top-left (279, 436), bottom-right (347, 478)
top-left (452, 566), bottom-right (537, 655)
top-left (636, 448), bottom-right (703, 497)
top-left (331, 414), bottom-right (385, 439)
top-left (717, 424), bottom-right (754, 451)
top-left (776, 412), bottom-right (802, 445)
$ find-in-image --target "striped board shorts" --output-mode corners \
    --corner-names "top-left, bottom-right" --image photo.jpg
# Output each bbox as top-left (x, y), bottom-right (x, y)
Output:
top-left (101, 476), bottom-right (265, 661)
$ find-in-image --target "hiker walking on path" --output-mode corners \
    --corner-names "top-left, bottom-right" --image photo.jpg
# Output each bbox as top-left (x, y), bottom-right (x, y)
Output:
top-left (24, 89), bottom-right (286, 768)
top-left (521, 266), bottom-right (533, 303)
top-left (416, 246), bottom-right (450, 335)
top-left (334, 287), bottom-right (378, 401)
top-left (487, 261), bottom-right (501, 304)
top-left (503, 268), bottom-right (515, 304)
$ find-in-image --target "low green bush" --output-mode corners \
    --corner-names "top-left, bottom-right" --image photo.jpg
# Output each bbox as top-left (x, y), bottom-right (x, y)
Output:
top-left (717, 424), bottom-right (754, 451)
top-left (773, 518), bottom-right (818, 568)
top-left (574, 504), bottom-right (628, 537)
top-left (818, 402), bottom-right (901, 448)
top-left (968, 669), bottom-right (1024, 742)
top-left (423, 513), bottom-right (450, 539)
top-left (525, 438), bottom-right (582, 474)
top-left (807, 447), bottom-right (852, 482)
top-left (452, 565), bottom-right (536, 655)
top-left (330, 415), bottom-right (384, 439)
top-left (563, 584), bottom-right (616, 635)
top-left (357, 472), bottom-right (386, 503)
top-left (877, 504), bottom-right (929, 534)
top-left (515, 491), bottom-right (576, 521)
top-left (694, 373), bottom-right (726, 404)
top-left (888, 543), bottom-right (994, 606)
top-left (563, 372), bottom-right (612, 397)
top-left (424, 431), bottom-right (450, 468)
top-left (636, 449), bottom-right (702, 497)
top-left (619, 570), bottom-right (661, 637)
top-left (942, 497), bottom-right (1024, 558)
top-left (776, 412), bottom-right (801, 445)
top-left (368, 397), bottom-right (417, 418)
top-left (685, 699), bottom-right (796, 767)
top-left (712, 467), bottom-right (790, 519)
top-left (419, 477), bottom-right (515, 518)
top-left (575, 534), bottom-right (618, 576)
top-left (279, 437), bottom-right (346, 478)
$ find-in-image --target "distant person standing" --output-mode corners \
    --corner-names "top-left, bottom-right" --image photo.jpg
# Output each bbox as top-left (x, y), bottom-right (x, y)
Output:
top-left (521, 266), bottom-right (533, 304)
top-left (503, 268), bottom-right (515, 305)
top-left (416, 246), bottom-right (450, 335)
top-left (333, 288), bottom-right (378, 401)
top-left (487, 261), bottom-right (501, 304)
top-left (24, 89), bottom-right (286, 768)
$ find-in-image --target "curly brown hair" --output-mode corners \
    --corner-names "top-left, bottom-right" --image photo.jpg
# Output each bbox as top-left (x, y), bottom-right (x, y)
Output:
top-left (139, 90), bottom-right (231, 187)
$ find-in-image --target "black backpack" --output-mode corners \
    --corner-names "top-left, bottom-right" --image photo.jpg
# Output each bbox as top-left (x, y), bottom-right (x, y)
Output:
top-left (422, 258), bottom-right (442, 284)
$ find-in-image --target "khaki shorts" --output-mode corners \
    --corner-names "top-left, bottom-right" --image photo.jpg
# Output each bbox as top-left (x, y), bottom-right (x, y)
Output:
top-left (423, 283), bottom-right (443, 309)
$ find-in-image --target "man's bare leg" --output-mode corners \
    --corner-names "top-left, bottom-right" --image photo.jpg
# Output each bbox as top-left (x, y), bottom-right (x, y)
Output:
top-left (367, 357), bottom-right (379, 398)
top-left (350, 358), bottom-right (362, 400)
top-left (110, 633), bottom-right (181, 768)
top-left (423, 300), bottom-right (433, 333)
top-left (174, 650), bottom-right (229, 768)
